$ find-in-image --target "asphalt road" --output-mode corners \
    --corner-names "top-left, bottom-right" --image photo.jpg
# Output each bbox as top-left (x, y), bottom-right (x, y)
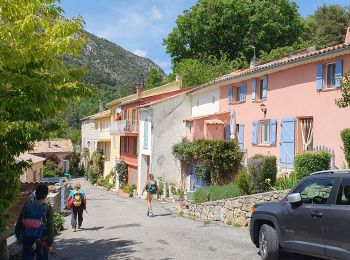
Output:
top-left (53, 179), bottom-right (321, 260)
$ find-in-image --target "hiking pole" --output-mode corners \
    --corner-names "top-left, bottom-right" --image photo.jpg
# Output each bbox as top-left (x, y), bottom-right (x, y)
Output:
top-left (84, 209), bottom-right (89, 214)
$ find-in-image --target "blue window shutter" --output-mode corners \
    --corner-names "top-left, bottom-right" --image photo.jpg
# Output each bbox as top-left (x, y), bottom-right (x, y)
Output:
top-left (238, 125), bottom-right (245, 148)
top-left (335, 60), bottom-right (343, 88)
top-left (143, 120), bottom-right (149, 149)
top-left (316, 64), bottom-right (323, 91)
top-left (270, 120), bottom-right (277, 145)
top-left (252, 121), bottom-right (258, 145)
top-left (228, 86), bottom-right (232, 104)
top-left (252, 79), bottom-right (256, 101)
top-left (262, 75), bottom-right (268, 99)
top-left (240, 82), bottom-right (247, 101)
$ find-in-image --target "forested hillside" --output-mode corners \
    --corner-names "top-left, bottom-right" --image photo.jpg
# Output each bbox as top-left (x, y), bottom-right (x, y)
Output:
top-left (64, 31), bottom-right (165, 129)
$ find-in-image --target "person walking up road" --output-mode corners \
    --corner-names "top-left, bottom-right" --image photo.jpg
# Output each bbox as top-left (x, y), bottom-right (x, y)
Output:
top-left (15, 184), bottom-right (54, 260)
top-left (142, 174), bottom-right (159, 217)
top-left (68, 183), bottom-right (86, 231)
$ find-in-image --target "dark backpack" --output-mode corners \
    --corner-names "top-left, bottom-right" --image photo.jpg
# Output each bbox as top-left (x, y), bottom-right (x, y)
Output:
top-left (22, 202), bottom-right (47, 240)
top-left (146, 180), bottom-right (157, 194)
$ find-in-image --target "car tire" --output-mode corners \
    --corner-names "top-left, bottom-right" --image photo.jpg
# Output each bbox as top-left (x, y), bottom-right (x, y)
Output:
top-left (259, 224), bottom-right (279, 260)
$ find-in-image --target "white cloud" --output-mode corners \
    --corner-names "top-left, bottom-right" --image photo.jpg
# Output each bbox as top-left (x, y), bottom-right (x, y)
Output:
top-left (150, 5), bottom-right (163, 21)
top-left (133, 49), bottom-right (147, 57)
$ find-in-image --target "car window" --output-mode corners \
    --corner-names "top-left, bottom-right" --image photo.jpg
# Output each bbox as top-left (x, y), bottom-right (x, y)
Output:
top-left (298, 178), bottom-right (334, 204)
top-left (336, 178), bottom-right (350, 205)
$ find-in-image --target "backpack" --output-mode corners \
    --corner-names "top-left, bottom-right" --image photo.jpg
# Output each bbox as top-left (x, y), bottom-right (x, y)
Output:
top-left (146, 180), bottom-right (157, 194)
top-left (22, 202), bottom-right (47, 240)
top-left (73, 192), bottom-right (82, 207)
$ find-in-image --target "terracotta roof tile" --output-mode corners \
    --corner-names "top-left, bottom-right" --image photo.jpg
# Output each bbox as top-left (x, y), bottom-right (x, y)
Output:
top-left (31, 140), bottom-right (73, 154)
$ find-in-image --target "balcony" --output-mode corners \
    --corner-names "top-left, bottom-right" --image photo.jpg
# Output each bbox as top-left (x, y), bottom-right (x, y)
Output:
top-left (110, 120), bottom-right (139, 134)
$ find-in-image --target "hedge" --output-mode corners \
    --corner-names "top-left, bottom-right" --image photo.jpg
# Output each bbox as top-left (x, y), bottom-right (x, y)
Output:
top-left (192, 184), bottom-right (241, 203)
top-left (341, 128), bottom-right (350, 167)
top-left (294, 151), bottom-right (331, 180)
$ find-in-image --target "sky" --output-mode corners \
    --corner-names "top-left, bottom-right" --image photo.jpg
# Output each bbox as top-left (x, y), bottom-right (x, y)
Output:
top-left (60, 0), bottom-right (350, 75)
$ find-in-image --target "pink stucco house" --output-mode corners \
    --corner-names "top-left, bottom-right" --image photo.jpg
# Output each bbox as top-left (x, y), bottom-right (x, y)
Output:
top-left (186, 28), bottom-right (350, 169)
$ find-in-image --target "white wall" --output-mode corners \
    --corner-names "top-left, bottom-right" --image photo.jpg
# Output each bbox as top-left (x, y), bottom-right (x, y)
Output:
top-left (191, 87), bottom-right (220, 118)
top-left (150, 94), bottom-right (192, 185)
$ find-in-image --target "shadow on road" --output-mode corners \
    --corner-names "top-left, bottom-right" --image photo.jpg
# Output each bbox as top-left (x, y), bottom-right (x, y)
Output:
top-left (79, 226), bottom-right (104, 231)
top-left (278, 252), bottom-right (322, 260)
top-left (151, 213), bottom-right (172, 218)
top-left (54, 237), bottom-right (140, 259)
top-left (106, 223), bottom-right (141, 230)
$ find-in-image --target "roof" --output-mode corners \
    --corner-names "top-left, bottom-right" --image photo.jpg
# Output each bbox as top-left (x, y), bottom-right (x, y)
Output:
top-left (90, 110), bottom-right (111, 120)
top-left (204, 119), bottom-right (225, 125)
top-left (137, 88), bottom-right (194, 108)
top-left (31, 140), bottom-right (74, 154)
top-left (107, 79), bottom-right (182, 107)
top-left (188, 43), bottom-right (350, 94)
top-left (16, 153), bottom-right (46, 164)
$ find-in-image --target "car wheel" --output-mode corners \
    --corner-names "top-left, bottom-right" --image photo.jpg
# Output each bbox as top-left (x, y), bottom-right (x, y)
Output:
top-left (259, 224), bottom-right (279, 260)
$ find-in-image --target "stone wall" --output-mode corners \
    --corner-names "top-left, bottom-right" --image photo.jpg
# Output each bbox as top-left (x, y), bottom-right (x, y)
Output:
top-left (184, 190), bottom-right (288, 227)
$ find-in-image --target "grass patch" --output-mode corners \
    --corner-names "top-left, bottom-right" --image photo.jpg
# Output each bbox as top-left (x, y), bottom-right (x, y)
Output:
top-left (193, 184), bottom-right (242, 204)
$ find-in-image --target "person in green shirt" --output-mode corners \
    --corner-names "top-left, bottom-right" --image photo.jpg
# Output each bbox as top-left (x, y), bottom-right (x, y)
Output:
top-left (15, 184), bottom-right (54, 260)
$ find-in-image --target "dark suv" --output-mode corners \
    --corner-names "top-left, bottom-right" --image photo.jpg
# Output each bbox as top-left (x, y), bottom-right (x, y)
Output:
top-left (250, 170), bottom-right (350, 260)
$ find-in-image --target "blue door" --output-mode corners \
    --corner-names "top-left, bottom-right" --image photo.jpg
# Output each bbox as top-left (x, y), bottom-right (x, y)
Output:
top-left (280, 118), bottom-right (295, 169)
top-left (188, 163), bottom-right (206, 191)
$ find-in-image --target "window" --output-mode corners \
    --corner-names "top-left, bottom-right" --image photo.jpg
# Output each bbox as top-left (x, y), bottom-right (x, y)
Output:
top-left (336, 178), bottom-right (350, 205)
top-left (131, 138), bottom-right (137, 155)
top-left (123, 110), bottom-right (128, 120)
top-left (326, 63), bottom-right (336, 88)
top-left (260, 121), bottom-right (270, 144)
top-left (297, 178), bottom-right (334, 204)
top-left (259, 79), bottom-right (264, 99)
top-left (122, 137), bottom-right (128, 153)
top-left (235, 86), bottom-right (240, 102)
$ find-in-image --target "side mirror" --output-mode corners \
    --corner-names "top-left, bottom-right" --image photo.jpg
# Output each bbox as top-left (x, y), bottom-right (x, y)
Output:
top-left (287, 193), bottom-right (302, 204)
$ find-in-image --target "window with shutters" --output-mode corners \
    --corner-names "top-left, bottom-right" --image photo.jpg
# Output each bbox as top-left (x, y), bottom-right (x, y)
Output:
top-left (260, 121), bottom-right (270, 144)
top-left (235, 86), bottom-right (240, 102)
top-left (259, 79), bottom-right (264, 100)
top-left (326, 63), bottom-right (336, 88)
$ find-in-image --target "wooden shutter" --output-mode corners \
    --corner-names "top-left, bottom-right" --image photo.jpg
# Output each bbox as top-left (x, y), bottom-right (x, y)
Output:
top-left (252, 79), bottom-right (256, 101)
top-left (262, 75), bottom-right (268, 99)
top-left (270, 120), bottom-right (277, 145)
top-left (316, 64), bottom-right (323, 91)
top-left (143, 120), bottom-right (149, 149)
top-left (228, 86), bottom-right (233, 104)
top-left (252, 121), bottom-right (258, 145)
top-left (335, 60), bottom-right (343, 88)
top-left (240, 82), bottom-right (247, 101)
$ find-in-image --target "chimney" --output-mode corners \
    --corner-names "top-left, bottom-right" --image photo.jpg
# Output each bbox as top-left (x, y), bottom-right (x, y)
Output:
top-left (345, 27), bottom-right (350, 44)
top-left (176, 74), bottom-right (182, 82)
top-left (136, 83), bottom-right (142, 99)
top-left (250, 58), bottom-right (259, 68)
top-left (99, 100), bottom-right (104, 112)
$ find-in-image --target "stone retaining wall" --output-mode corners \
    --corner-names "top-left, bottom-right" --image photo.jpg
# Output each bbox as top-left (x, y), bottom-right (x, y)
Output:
top-left (183, 190), bottom-right (288, 227)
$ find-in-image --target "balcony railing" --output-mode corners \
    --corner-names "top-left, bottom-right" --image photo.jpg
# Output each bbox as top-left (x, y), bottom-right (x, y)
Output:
top-left (110, 120), bottom-right (139, 134)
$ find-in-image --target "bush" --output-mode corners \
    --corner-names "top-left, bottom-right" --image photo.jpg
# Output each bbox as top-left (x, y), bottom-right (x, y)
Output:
top-left (121, 184), bottom-right (137, 197)
top-left (236, 169), bottom-right (251, 195)
top-left (85, 168), bottom-right (97, 184)
top-left (53, 213), bottom-right (64, 236)
top-left (116, 161), bottom-right (128, 187)
top-left (341, 128), bottom-right (350, 167)
top-left (193, 184), bottom-right (241, 203)
top-left (294, 151), bottom-right (331, 180)
top-left (43, 160), bottom-right (59, 178)
top-left (173, 139), bottom-right (244, 185)
top-left (43, 171), bottom-right (59, 178)
top-left (248, 155), bottom-right (277, 193)
top-left (274, 173), bottom-right (298, 191)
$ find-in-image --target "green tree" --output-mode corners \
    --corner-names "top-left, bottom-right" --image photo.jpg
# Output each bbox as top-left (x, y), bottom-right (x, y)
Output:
top-left (336, 73), bottom-right (350, 108)
top-left (164, 0), bottom-right (305, 64)
top-left (0, 0), bottom-right (87, 229)
top-left (305, 5), bottom-right (349, 48)
top-left (173, 55), bottom-right (238, 87)
top-left (144, 67), bottom-right (164, 90)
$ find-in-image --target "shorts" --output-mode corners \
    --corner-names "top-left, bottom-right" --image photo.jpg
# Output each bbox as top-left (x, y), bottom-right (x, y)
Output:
top-left (147, 193), bottom-right (153, 200)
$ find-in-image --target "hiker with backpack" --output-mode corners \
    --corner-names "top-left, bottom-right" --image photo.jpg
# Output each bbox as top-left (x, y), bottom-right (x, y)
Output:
top-left (15, 184), bottom-right (54, 260)
top-left (142, 174), bottom-right (159, 217)
top-left (68, 182), bottom-right (86, 231)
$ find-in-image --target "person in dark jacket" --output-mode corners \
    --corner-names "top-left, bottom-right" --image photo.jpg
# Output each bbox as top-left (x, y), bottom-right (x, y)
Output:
top-left (15, 184), bottom-right (54, 260)
top-left (68, 182), bottom-right (86, 231)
